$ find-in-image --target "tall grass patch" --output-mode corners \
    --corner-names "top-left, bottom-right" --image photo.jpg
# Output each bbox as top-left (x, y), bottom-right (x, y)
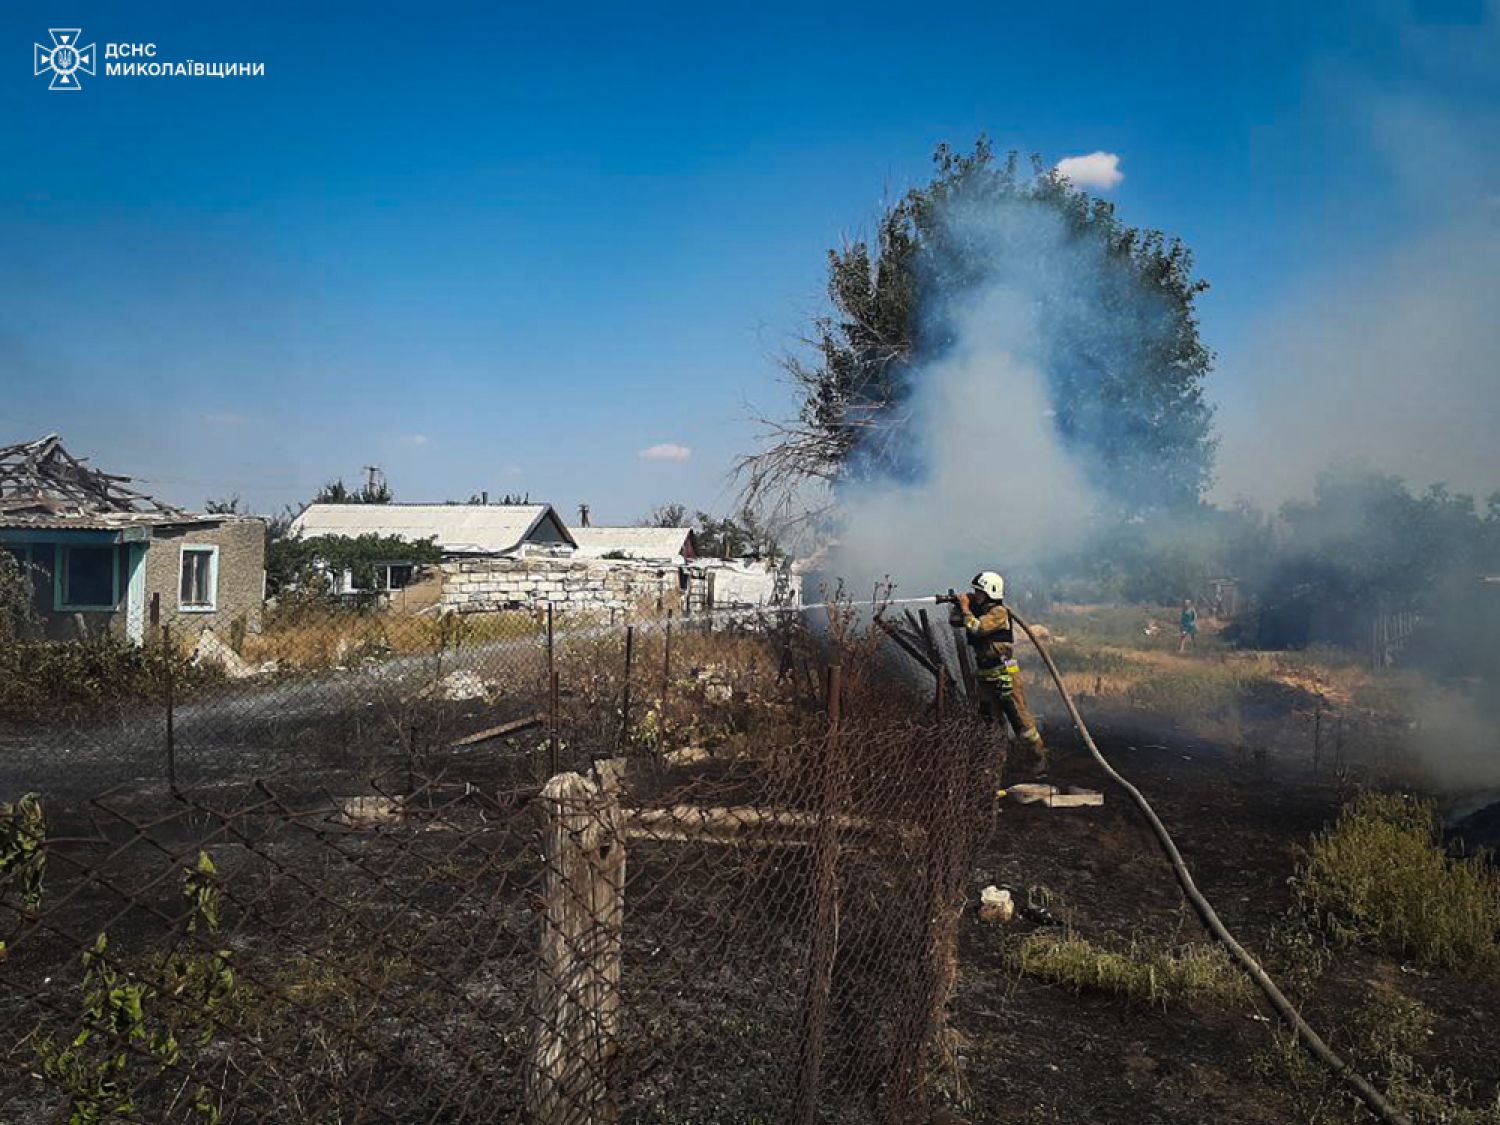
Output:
top-left (1013, 931), bottom-right (1255, 1011)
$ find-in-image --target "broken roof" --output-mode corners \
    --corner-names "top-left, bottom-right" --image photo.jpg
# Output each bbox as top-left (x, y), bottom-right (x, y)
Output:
top-left (571, 526), bottom-right (697, 560)
top-left (0, 434), bottom-right (187, 525)
top-left (289, 503), bottom-right (577, 555)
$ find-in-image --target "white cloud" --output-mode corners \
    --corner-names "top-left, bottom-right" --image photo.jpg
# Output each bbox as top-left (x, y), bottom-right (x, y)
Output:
top-left (400, 433), bottom-right (428, 446)
top-left (1054, 151), bottom-right (1124, 191)
top-left (638, 443), bottom-right (692, 463)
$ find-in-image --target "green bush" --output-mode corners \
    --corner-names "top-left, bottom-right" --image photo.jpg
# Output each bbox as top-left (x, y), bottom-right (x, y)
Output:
top-left (1297, 793), bottom-right (1500, 972)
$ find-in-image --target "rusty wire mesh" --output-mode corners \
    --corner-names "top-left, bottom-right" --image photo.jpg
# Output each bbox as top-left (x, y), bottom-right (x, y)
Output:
top-left (1, 602), bottom-right (1006, 1123)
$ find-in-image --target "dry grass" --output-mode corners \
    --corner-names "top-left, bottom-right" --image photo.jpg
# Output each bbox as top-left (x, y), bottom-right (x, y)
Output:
top-left (1013, 930), bottom-right (1257, 1011)
top-left (242, 609), bottom-right (542, 669)
top-left (1296, 792), bottom-right (1500, 973)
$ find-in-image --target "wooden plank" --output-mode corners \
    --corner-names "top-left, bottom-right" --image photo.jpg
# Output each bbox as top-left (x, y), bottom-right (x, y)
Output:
top-left (592, 757), bottom-right (628, 797)
top-left (449, 713), bottom-right (545, 748)
top-left (1045, 790), bottom-right (1104, 808)
top-left (875, 617), bottom-right (942, 677)
top-left (950, 623), bottom-right (978, 703)
top-left (524, 772), bottom-right (624, 1124)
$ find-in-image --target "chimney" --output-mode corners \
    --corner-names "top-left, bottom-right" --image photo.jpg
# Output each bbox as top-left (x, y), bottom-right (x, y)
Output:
top-left (578, 503), bottom-right (591, 528)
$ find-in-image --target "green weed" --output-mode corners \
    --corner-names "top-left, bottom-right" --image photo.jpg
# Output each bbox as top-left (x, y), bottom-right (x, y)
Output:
top-left (1296, 793), bottom-right (1500, 972)
top-left (1255, 983), bottom-right (1500, 1124)
top-left (1013, 930), bottom-right (1256, 1011)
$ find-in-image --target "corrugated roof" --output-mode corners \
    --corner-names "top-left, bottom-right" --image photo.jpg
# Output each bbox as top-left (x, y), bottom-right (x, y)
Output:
top-left (289, 503), bottom-right (576, 555)
top-left (571, 526), bottom-right (695, 560)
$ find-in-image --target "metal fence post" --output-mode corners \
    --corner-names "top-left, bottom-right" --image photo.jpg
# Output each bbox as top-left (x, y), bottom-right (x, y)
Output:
top-left (161, 621), bottom-right (177, 794)
top-left (547, 603), bottom-right (559, 775)
top-left (794, 663), bottom-right (843, 1125)
top-left (662, 611), bottom-right (672, 702)
top-left (549, 671), bottom-right (560, 777)
top-left (619, 625), bottom-right (635, 750)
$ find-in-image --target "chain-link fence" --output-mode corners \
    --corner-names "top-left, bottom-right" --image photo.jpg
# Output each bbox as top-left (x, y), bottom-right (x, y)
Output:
top-left (1, 602), bottom-right (1006, 1123)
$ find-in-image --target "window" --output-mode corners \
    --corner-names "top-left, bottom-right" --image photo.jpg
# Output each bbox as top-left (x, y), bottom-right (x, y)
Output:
top-left (376, 562), bottom-right (416, 591)
top-left (57, 545), bottom-right (118, 610)
top-left (179, 545), bottom-right (219, 611)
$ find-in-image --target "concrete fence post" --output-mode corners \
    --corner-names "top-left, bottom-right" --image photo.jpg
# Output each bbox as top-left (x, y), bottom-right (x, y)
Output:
top-left (525, 771), bottom-right (625, 1124)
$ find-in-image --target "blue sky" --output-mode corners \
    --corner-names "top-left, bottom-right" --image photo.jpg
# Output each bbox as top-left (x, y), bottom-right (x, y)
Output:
top-left (2, 0), bottom-right (1495, 522)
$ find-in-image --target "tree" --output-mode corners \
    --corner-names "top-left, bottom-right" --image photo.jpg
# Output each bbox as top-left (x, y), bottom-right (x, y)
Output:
top-left (741, 139), bottom-right (1216, 517)
top-left (204, 495), bottom-right (246, 515)
top-left (265, 534), bottom-right (443, 598)
top-left (640, 503), bottom-right (687, 528)
top-left (693, 509), bottom-right (779, 561)
top-left (313, 477), bottom-right (392, 504)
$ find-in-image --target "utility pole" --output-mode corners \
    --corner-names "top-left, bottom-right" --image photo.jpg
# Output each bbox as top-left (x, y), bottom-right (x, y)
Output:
top-left (578, 503), bottom-right (591, 528)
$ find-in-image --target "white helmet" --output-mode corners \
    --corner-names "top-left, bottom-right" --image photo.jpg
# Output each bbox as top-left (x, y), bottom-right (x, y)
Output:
top-left (972, 571), bottom-right (1005, 601)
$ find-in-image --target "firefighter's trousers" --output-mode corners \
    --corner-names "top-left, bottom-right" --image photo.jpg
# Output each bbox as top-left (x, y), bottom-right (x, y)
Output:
top-left (976, 665), bottom-right (1046, 763)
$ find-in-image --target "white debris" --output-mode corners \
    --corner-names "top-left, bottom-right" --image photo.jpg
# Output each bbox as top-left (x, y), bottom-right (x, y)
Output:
top-left (192, 628), bottom-right (258, 679)
top-left (1005, 783), bottom-right (1059, 804)
top-left (662, 746), bottom-right (710, 768)
top-left (437, 670), bottom-right (490, 701)
top-left (978, 885), bottom-right (1015, 924)
top-left (334, 796), bottom-right (404, 828)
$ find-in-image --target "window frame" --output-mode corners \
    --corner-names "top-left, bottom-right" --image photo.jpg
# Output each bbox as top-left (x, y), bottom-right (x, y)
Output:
top-left (54, 544), bottom-right (121, 612)
top-left (178, 544), bottom-right (220, 613)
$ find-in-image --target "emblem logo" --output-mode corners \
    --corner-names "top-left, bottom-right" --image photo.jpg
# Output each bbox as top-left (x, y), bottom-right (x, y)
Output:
top-left (34, 29), bottom-right (96, 90)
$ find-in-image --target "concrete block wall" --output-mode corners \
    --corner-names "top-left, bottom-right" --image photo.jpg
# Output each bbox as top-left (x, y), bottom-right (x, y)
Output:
top-left (440, 557), bottom-right (684, 615)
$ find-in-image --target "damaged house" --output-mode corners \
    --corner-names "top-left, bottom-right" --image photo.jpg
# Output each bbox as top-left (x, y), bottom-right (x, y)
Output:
top-left (0, 435), bottom-right (267, 642)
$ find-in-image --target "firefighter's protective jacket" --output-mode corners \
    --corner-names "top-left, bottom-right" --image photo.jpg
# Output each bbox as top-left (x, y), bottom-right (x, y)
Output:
top-left (961, 602), bottom-right (1016, 682)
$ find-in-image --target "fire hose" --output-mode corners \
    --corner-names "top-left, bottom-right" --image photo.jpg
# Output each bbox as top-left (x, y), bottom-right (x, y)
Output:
top-left (1004, 609), bottom-right (1413, 1125)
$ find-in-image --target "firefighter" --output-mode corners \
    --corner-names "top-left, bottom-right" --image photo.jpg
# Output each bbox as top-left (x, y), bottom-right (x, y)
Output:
top-left (950, 571), bottom-right (1047, 770)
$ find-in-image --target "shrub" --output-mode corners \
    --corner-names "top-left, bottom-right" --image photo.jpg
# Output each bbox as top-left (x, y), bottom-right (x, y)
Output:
top-left (1296, 792), bottom-right (1500, 972)
top-left (0, 551), bottom-right (38, 642)
top-left (0, 636), bottom-right (222, 717)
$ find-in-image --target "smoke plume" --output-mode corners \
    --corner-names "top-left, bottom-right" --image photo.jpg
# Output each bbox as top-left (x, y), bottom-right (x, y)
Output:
top-left (828, 196), bottom-right (1114, 598)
